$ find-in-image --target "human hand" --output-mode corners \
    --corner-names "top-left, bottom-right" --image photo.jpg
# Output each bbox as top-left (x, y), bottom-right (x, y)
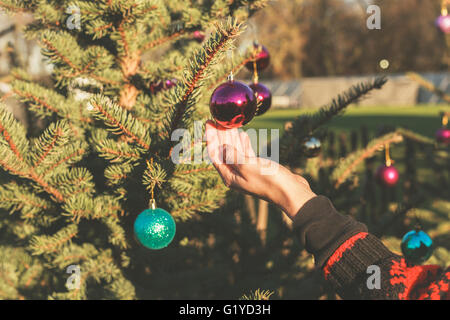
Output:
top-left (205, 120), bottom-right (316, 220)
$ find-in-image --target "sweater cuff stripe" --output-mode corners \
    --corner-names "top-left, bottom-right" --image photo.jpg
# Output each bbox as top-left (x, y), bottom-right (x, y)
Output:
top-left (323, 232), bottom-right (368, 279)
top-left (324, 234), bottom-right (395, 290)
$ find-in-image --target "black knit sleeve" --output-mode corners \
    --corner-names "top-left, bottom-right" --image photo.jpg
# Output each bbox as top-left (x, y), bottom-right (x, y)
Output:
top-left (292, 196), bottom-right (449, 300)
top-left (292, 195), bottom-right (377, 268)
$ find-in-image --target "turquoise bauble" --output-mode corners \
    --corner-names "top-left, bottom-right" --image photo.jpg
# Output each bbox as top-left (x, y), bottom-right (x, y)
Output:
top-left (400, 230), bottom-right (433, 265)
top-left (134, 208), bottom-right (176, 250)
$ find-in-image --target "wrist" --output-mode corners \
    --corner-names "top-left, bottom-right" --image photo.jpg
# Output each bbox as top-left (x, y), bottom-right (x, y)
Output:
top-left (273, 173), bottom-right (316, 220)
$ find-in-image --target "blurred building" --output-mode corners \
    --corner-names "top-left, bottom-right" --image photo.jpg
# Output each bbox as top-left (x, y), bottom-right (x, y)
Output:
top-left (257, 73), bottom-right (450, 108)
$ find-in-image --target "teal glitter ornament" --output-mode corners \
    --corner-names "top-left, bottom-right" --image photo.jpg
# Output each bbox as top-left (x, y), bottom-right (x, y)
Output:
top-left (401, 228), bottom-right (433, 265)
top-left (134, 205), bottom-right (176, 250)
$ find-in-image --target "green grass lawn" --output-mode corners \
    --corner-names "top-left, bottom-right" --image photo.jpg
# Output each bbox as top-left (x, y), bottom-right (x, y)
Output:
top-left (246, 104), bottom-right (446, 138)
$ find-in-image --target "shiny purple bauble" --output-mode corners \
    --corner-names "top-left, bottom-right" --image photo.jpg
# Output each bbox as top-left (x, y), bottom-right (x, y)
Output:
top-left (436, 15), bottom-right (450, 34)
top-left (375, 165), bottom-right (399, 187)
top-left (249, 82), bottom-right (272, 116)
top-left (209, 81), bottom-right (257, 129)
top-left (245, 44), bottom-right (270, 72)
top-left (193, 31), bottom-right (205, 43)
top-left (436, 127), bottom-right (450, 144)
top-left (150, 79), bottom-right (177, 93)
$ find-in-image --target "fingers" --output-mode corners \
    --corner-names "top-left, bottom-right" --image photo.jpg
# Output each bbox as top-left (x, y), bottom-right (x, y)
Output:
top-left (205, 121), bottom-right (221, 163)
top-left (205, 120), bottom-right (259, 187)
top-left (239, 131), bottom-right (256, 158)
top-left (217, 126), bottom-right (245, 158)
top-left (205, 121), bottom-right (234, 186)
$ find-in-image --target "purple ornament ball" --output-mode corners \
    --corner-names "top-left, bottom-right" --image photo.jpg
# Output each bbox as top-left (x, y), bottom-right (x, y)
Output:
top-left (210, 81), bottom-right (257, 129)
top-left (245, 44), bottom-right (270, 72)
top-left (436, 15), bottom-right (450, 33)
top-left (375, 164), bottom-right (399, 187)
top-left (249, 82), bottom-right (272, 116)
top-left (150, 79), bottom-right (177, 94)
top-left (436, 127), bottom-right (450, 144)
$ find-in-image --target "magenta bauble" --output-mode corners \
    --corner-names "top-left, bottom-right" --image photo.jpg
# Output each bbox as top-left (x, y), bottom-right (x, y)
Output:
top-left (249, 82), bottom-right (272, 116)
top-left (375, 165), bottom-right (399, 187)
top-left (245, 44), bottom-right (270, 72)
top-left (209, 81), bottom-right (257, 129)
top-left (436, 15), bottom-right (450, 33)
top-left (436, 127), bottom-right (450, 144)
top-left (193, 31), bottom-right (205, 43)
top-left (164, 79), bottom-right (177, 90)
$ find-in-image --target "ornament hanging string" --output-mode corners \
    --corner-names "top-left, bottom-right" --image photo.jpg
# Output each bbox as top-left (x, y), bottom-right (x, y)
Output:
top-left (442, 0), bottom-right (449, 16)
top-left (228, 49), bottom-right (234, 81)
top-left (442, 113), bottom-right (449, 127)
top-left (410, 208), bottom-right (422, 231)
top-left (248, 21), bottom-right (260, 84)
top-left (146, 158), bottom-right (156, 210)
top-left (248, 21), bottom-right (259, 43)
top-left (384, 143), bottom-right (393, 167)
top-left (253, 46), bottom-right (260, 84)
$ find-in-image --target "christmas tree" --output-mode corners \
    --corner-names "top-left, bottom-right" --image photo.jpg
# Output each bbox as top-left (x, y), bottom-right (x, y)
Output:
top-left (0, 0), bottom-right (448, 300)
top-left (0, 0), bottom-right (269, 299)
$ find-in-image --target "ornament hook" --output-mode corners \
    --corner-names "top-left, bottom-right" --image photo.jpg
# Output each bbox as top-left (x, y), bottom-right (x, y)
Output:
top-left (384, 143), bottom-right (393, 167)
top-left (149, 199), bottom-right (156, 210)
top-left (227, 49), bottom-right (235, 82)
top-left (442, 113), bottom-right (449, 127)
top-left (442, 0), bottom-right (449, 16)
top-left (146, 158), bottom-right (157, 209)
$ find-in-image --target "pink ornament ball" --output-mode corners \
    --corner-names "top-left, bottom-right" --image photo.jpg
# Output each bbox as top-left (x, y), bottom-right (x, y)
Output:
top-left (436, 127), bottom-right (450, 144)
top-left (193, 31), bottom-right (205, 43)
top-left (375, 164), bottom-right (399, 187)
top-left (436, 15), bottom-right (450, 34)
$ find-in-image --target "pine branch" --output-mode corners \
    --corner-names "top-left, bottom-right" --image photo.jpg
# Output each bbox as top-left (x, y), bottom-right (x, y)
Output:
top-left (332, 127), bottom-right (436, 188)
top-left (92, 129), bottom-right (142, 164)
top-left (102, 216), bottom-right (128, 249)
top-left (140, 30), bottom-right (186, 51)
top-left (0, 106), bottom-right (29, 163)
top-left (47, 168), bottom-right (94, 199)
top-left (396, 128), bottom-right (436, 145)
top-left (51, 244), bottom-right (97, 269)
top-left (104, 163), bottom-right (135, 186)
top-left (332, 131), bottom-right (404, 188)
top-left (13, 88), bottom-right (60, 115)
top-left (163, 18), bottom-right (244, 152)
top-left (0, 0), bottom-right (29, 13)
top-left (29, 224), bottom-right (78, 255)
top-left (89, 95), bottom-right (151, 150)
top-left (240, 288), bottom-right (274, 300)
top-left (40, 145), bottom-right (87, 177)
top-left (407, 72), bottom-right (450, 103)
top-left (0, 108), bottom-right (69, 201)
top-left (62, 194), bottom-right (123, 223)
top-left (0, 182), bottom-right (52, 225)
top-left (304, 77), bottom-right (388, 132)
top-left (142, 160), bottom-right (167, 193)
top-left (280, 77), bottom-right (388, 165)
top-left (31, 121), bottom-right (71, 168)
